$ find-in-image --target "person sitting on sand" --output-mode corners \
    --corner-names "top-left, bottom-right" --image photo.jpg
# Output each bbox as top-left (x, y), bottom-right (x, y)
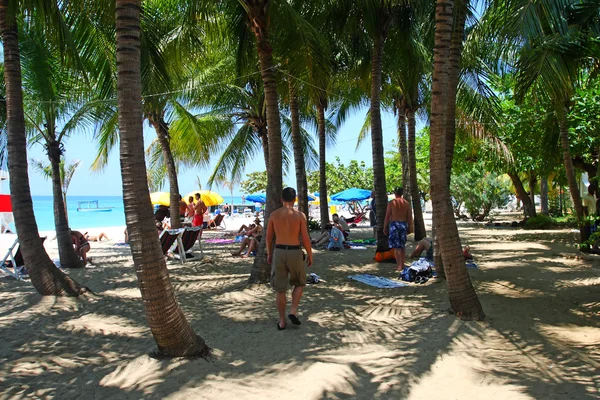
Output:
top-left (311, 224), bottom-right (344, 250)
top-left (70, 230), bottom-right (91, 266)
top-left (409, 237), bottom-right (433, 259)
top-left (311, 226), bottom-right (331, 248)
top-left (85, 232), bottom-right (110, 242)
top-left (237, 223), bottom-right (256, 235)
top-left (231, 221), bottom-right (263, 257)
top-left (463, 245), bottom-right (473, 260)
top-left (333, 213), bottom-right (350, 239)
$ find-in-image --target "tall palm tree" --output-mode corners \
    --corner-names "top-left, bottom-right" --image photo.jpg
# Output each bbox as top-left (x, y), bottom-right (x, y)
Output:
top-left (288, 78), bottom-right (309, 220)
top-left (88, 0), bottom-right (209, 230)
top-left (430, 0), bottom-right (485, 320)
top-left (0, 0), bottom-right (85, 295)
top-left (114, 0), bottom-right (209, 357)
top-left (20, 26), bottom-right (89, 268)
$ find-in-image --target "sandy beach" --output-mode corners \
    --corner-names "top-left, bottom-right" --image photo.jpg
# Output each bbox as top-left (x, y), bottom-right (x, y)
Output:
top-left (0, 213), bottom-right (599, 399)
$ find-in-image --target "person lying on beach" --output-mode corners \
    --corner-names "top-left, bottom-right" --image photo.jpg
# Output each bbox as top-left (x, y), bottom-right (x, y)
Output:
top-left (71, 230), bottom-right (91, 267)
top-left (85, 232), bottom-right (110, 242)
top-left (409, 237), bottom-right (433, 259)
top-left (311, 226), bottom-right (331, 248)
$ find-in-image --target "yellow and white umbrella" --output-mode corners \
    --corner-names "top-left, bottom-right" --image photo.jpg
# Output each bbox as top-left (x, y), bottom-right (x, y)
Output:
top-left (150, 192), bottom-right (171, 206)
top-left (184, 190), bottom-right (224, 207)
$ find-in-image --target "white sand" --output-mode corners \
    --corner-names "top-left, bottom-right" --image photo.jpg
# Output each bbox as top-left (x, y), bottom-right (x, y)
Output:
top-left (0, 213), bottom-right (599, 399)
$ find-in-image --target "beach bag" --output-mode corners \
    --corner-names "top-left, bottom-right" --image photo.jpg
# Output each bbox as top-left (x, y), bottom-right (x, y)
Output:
top-left (400, 266), bottom-right (433, 282)
top-left (374, 249), bottom-right (395, 263)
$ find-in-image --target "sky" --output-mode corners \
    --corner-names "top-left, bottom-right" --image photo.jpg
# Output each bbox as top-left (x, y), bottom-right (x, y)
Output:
top-left (19, 107), bottom-right (424, 197)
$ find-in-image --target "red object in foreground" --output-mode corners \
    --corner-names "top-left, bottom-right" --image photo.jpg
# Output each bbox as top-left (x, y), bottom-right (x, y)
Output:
top-left (0, 194), bottom-right (13, 212)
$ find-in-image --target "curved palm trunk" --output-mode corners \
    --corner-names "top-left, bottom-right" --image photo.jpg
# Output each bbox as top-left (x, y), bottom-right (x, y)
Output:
top-left (431, 0), bottom-right (484, 321)
top-left (558, 109), bottom-right (584, 241)
top-left (317, 101), bottom-right (329, 231)
top-left (371, 37), bottom-right (389, 251)
top-left (48, 141), bottom-right (82, 268)
top-left (0, 0), bottom-right (85, 296)
top-left (444, 1), bottom-right (466, 183)
top-left (407, 109), bottom-right (426, 240)
top-left (528, 172), bottom-right (536, 207)
top-left (289, 81), bottom-right (309, 220)
top-left (247, 1), bottom-right (283, 283)
top-left (507, 171), bottom-right (536, 218)
top-left (260, 132), bottom-right (269, 170)
top-left (151, 116), bottom-right (181, 229)
top-left (115, 0), bottom-right (209, 357)
top-left (540, 175), bottom-right (549, 216)
top-left (397, 110), bottom-right (411, 208)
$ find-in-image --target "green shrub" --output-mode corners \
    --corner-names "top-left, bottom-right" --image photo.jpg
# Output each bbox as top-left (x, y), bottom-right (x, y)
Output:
top-left (524, 215), bottom-right (556, 229)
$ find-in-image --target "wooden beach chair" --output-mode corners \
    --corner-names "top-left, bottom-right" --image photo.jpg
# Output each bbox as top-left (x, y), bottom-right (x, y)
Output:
top-left (159, 229), bottom-right (181, 258)
top-left (1, 237), bottom-right (47, 280)
top-left (173, 227), bottom-right (203, 262)
top-left (207, 213), bottom-right (225, 230)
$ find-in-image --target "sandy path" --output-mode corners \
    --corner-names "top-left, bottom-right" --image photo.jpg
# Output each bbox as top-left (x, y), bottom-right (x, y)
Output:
top-left (0, 218), bottom-right (599, 399)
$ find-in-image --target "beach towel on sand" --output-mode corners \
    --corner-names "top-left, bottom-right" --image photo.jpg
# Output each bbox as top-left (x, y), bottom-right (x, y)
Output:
top-left (204, 238), bottom-right (235, 244)
top-left (348, 274), bottom-right (408, 288)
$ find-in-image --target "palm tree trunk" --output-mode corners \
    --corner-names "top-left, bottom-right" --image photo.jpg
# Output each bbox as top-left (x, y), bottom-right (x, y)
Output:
top-left (371, 36), bottom-right (389, 251)
top-left (407, 109), bottom-right (426, 240)
top-left (431, 0), bottom-right (484, 321)
top-left (48, 140), bottom-right (82, 269)
top-left (507, 171), bottom-right (536, 218)
top-left (289, 80), bottom-right (309, 221)
top-left (558, 109), bottom-right (584, 241)
top-left (150, 116), bottom-right (181, 229)
top-left (259, 129), bottom-right (269, 170)
top-left (541, 175), bottom-right (549, 216)
top-left (528, 171), bottom-right (536, 207)
top-left (317, 101), bottom-right (329, 231)
top-left (397, 110), bottom-right (412, 208)
top-left (115, 0), bottom-right (209, 357)
top-left (0, 0), bottom-right (85, 296)
top-left (247, 1), bottom-right (283, 283)
top-left (444, 0), bottom-right (467, 184)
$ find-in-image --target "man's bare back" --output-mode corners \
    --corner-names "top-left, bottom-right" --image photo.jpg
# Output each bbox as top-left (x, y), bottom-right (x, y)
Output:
top-left (389, 198), bottom-right (412, 223)
top-left (269, 207), bottom-right (304, 245)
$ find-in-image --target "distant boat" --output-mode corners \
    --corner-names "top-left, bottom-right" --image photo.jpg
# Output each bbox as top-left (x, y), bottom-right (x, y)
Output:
top-left (77, 200), bottom-right (114, 213)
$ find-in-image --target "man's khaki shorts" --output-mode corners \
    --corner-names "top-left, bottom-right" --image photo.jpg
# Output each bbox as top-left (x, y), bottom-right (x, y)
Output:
top-left (271, 248), bottom-right (305, 292)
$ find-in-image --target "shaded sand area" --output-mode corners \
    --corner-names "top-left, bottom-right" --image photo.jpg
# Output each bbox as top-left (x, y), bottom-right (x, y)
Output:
top-left (1, 219), bottom-right (599, 399)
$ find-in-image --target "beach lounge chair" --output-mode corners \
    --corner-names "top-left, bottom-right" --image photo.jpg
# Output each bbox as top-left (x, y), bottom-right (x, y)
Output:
top-left (159, 229), bottom-right (181, 257)
top-left (207, 213), bottom-right (225, 230)
top-left (173, 227), bottom-right (203, 262)
top-left (1, 237), bottom-right (47, 280)
top-left (346, 211), bottom-right (367, 224)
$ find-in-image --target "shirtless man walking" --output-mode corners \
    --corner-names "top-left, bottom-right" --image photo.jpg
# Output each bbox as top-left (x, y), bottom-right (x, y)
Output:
top-left (266, 187), bottom-right (313, 330)
top-left (193, 192), bottom-right (207, 227)
top-left (384, 187), bottom-right (413, 270)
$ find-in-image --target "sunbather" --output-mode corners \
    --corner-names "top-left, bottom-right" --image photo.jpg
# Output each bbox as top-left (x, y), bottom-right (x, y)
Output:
top-left (410, 237), bottom-right (433, 259)
top-left (85, 232), bottom-right (110, 242)
top-left (231, 222), bottom-right (262, 257)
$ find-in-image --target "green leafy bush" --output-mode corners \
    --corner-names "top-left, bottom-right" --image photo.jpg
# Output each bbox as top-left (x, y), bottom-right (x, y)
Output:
top-left (307, 218), bottom-right (321, 231)
top-left (524, 215), bottom-right (556, 229)
top-left (451, 168), bottom-right (511, 221)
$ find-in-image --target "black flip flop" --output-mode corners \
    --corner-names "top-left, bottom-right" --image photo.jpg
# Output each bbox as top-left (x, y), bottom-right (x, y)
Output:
top-left (288, 314), bottom-right (301, 325)
top-left (277, 322), bottom-right (286, 330)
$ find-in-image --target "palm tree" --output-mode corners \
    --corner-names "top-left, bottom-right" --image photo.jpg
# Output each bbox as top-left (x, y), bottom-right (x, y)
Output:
top-left (0, 0), bottom-right (85, 295)
top-left (114, 0), bottom-right (209, 357)
top-left (19, 22), bottom-right (85, 268)
top-left (430, 0), bottom-right (485, 320)
top-left (30, 158), bottom-right (81, 217)
top-left (288, 78), bottom-right (309, 220)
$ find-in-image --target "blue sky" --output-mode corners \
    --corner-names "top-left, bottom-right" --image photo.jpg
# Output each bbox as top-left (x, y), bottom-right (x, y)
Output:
top-left (21, 107), bottom-right (423, 197)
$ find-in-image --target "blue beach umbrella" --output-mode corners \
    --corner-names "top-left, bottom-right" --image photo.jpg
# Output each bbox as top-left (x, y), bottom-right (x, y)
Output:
top-left (331, 188), bottom-right (372, 202)
top-left (246, 193), bottom-right (267, 204)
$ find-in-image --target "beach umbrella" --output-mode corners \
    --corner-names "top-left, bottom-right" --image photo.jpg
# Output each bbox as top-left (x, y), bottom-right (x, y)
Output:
top-left (331, 188), bottom-right (372, 202)
top-left (246, 193), bottom-right (267, 204)
top-left (150, 192), bottom-right (171, 206)
top-left (184, 190), bottom-right (224, 206)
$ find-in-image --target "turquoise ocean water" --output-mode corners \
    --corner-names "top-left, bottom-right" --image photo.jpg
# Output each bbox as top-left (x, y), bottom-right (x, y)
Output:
top-left (30, 195), bottom-right (249, 231)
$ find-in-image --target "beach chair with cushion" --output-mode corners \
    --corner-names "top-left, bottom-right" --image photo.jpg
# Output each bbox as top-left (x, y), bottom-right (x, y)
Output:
top-left (173, 227), bottom-right (203, 262)
top-left (1, 237), bottom-right (47, 280)
top-left (208, 213), bottom-right (225, 230)
top-left (159, 229), bottom-right (181, 258)
top-left (346, 211), bottom-right (367, 224)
